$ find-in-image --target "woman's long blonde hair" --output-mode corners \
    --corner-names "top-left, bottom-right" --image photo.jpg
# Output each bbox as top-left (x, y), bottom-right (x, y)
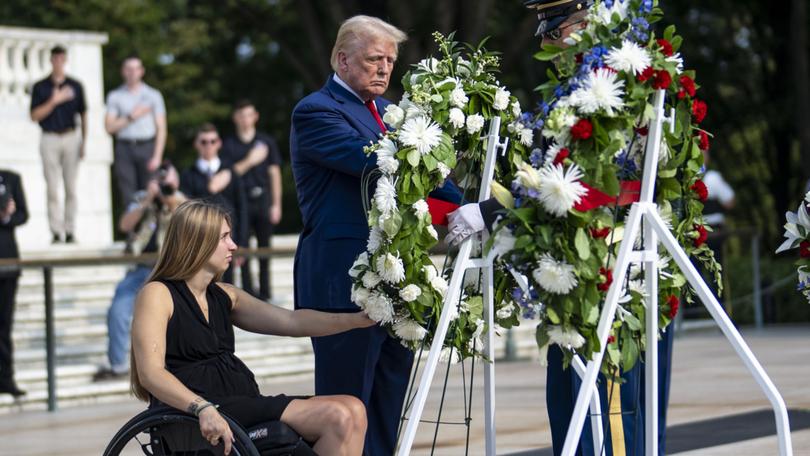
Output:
top-left (131, 200), bottom-right (232, 401)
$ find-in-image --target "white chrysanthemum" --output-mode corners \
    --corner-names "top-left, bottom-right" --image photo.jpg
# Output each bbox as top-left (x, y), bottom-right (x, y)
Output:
top-left (412, 199), bottom-right (429, 219)
top-left (591, 0), bottom-right (629, 25)
top-left (570, 68), bottom-right (625, 116)
top-left (426, 225), bottom-right (439, 240)
top-left (606, 40), bottom-right (652, 76)
top-left (374, 175), bottom-right (398, 216)
top-left (349, 252), bottom-right (369, 278)
top-left (365, 292), bottom-right (395, 324)
top-left (519, 128), bottom-right (534, 146)
top-left (537, 164), bottom-right (588, 217)
top-left (382, 104), bottom-right (405, 129)
top-left (393, 319), bottom-right (427, 341)
top-left (532, 253), bottom-right (578, 295)
top-left (367, 226), bottom-right (384, 253)
top-left (431, 276), bottom-right (449, 297)
top-left (377, 156), bottom-right (399, 175)
top-left (548, 325), bottom-right (586, 349)
top-left (376, 252), bottom-right (406, 284)
top-left (377, 137), bottom-right (398, 158)
top-left (491, 227), bottom-right (516, 258)
top-left (450, 86), bottom-right (468, 108)
top-left (399, 116), bottom-right (443, 156)
top-left (362, 271), bottom-right (382, 289)
top-left (399, 284), bottom-right (422, 302)
top-left (423, 264), bottom-right (439, 282)
top-left (511, 100), bottom-right (522, 118)
top-left (515, 161), bottom-right (542, 190)
top-left (493, 87), bottom-right (511, 111)
top-left (448, 108), bottom-right (466, 129)
top-left (466, 114), bottom-right (485, 134)
top-left (543, 143), bottom-right (565, 167)
top-left (351, 285), bottom-right (371, 308)
top-left (776, 202), bottom-right (810, 253)
top-left (437, 162), bottom-right (451, 179)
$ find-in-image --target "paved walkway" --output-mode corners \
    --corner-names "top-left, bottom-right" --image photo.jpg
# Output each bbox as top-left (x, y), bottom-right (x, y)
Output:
top-left (1, 326), bottom-right (808, 455)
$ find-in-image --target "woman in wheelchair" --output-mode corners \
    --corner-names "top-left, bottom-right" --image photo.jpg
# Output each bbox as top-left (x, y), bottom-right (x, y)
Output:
top-left (130, 200), bottom-right (373, 455)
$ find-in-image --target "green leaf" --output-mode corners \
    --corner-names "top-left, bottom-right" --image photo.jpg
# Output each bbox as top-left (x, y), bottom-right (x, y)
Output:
top-left (536, 325), bottom-right (550, 349)
top-left (382, 211), bottom-right (402, 237)
top-left (574, 228), bottom-right (591, 260)
top-left (547, 307), bottom-right (561, 324)
top-left (407, 149), bottom-right (421, 167)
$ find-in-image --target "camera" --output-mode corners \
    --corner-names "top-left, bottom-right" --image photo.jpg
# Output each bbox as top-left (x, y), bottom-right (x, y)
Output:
top-left (157, 161), bottom-right (176, 197)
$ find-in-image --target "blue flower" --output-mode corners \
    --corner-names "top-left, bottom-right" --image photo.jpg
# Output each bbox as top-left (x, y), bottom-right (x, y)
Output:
top-left (530, 148), bottom-right (544, 167)
top-left (639, 0), bottom-right (653, 14)
top-left (615, 151), bottom-right (638, 179)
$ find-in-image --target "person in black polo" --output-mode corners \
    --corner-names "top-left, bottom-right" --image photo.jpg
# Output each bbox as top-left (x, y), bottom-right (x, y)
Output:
top-left (30, 45), bottom-right (86, 244)
top-left (220, 99), bottom-right (283, 301)
top-left (180, 122), bottom-right (249, 285)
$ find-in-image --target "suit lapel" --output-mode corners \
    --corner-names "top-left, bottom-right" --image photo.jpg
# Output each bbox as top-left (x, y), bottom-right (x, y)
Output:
top-left (325, 76), bottom-right (386, 140)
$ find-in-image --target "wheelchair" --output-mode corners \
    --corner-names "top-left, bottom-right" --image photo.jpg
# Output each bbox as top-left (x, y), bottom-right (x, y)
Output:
top-left (103, 405), bottom-right (316, 456)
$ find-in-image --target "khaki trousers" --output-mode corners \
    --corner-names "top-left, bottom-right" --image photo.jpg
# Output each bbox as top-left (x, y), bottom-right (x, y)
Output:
top-left (40, 130), bottom-right (81, 235)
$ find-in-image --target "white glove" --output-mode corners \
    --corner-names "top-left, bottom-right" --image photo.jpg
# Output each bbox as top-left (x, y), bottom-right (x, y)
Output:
top-left (445, 203), bottom-right (485, 246)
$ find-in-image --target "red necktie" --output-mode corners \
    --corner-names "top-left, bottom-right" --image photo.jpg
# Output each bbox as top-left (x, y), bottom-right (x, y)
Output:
top-left (365, 100), bottom-right (387, 134)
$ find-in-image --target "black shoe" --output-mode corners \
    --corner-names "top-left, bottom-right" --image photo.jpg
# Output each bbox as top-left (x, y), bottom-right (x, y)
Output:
top-left (92, 368), bottom-right (128, 382)
top-left (0, 381), bottom-right (26, 397)
top-left (65, 233), bottom-right (75, 243)
top-left (52, 233), bottom-right (62, 243)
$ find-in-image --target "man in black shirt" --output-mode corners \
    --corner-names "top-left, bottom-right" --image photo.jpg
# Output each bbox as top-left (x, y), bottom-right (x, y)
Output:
top-left (30, 45), bottom-right (87, 244)
top-left (220, 100), bottom-right (283, 300)
top-left (180, 123), bottom-right (248, 284)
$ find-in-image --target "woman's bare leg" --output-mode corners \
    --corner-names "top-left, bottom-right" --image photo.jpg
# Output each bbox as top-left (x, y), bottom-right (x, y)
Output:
top-left (280, 395), bottom-right (367, 456)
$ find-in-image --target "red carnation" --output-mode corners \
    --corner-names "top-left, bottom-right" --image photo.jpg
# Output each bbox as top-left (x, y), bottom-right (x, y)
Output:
top-left (636, 126), bottom-right (649, 136)
top-left (553, 148), bottom-right (570, 165)
top-left (694, 224), bottom-right (708, 247)
top-left (598, 267), bottom-right (613, 292)
top-left (638, 66), bottom-right (654, 82)
top-left (800, 241), bottom-right (810, 258)
top-left (657, 39), bottom-right (674, 57)
top-left (692, 99), bottom-right (708, 123)
top-left (652, 70), bottom-right (672, 90)
top-left (590, 227), bottom-right (611, 239)
top-left (571, 119), bottom-right (593, 140)
top-left (698, 130), bottom-right (710, 151)
top-left (667, 295), bottom-right (680, 318)
top-left (607, 335), bottom-right (616, 344)
top-left (680, 75), bottom-right (697, 97)
top-left (690, 180), bottom-right (708, 202)
top-left (576, 53), bottom-right (584, 64)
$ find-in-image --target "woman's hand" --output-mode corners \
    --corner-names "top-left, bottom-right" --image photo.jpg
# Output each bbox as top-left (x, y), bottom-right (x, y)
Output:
top-left (352, 312), bottom-right (377, 329)
top-left (198, 407), bottom-right (235, 455)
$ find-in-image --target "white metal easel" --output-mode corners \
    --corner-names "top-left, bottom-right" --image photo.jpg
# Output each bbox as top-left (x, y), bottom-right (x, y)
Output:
top-left (560, 90), bottom-right (794, 456)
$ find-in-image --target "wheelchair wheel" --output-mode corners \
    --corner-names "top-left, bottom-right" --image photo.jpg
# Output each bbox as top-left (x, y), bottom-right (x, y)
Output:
top-left (103, 407), bottom-right (260, 456)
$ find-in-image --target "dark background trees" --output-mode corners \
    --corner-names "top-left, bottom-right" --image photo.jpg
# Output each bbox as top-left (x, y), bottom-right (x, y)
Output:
top-left (2, 0), bottom-right (808, 248)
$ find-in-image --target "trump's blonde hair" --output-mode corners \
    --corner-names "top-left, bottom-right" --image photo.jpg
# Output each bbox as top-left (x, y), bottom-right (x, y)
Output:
top-left (330, 15), bottom-right (407, 72)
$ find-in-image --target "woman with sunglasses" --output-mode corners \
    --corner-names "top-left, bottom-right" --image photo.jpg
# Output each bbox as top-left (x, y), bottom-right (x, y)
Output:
top-left (131, 200), bottom-right (374, 455)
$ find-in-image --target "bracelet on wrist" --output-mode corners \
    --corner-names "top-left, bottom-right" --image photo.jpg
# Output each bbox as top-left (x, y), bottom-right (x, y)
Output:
top-left (195, 402), bottom-right (219, 417)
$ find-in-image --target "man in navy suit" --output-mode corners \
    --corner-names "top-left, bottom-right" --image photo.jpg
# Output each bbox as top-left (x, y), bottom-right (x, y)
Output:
top-left (290, 15), bottom-right (462, 455)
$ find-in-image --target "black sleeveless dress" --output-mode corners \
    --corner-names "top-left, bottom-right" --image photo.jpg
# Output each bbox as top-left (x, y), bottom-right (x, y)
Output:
top-left (155, 279), bottom-right (306, 426)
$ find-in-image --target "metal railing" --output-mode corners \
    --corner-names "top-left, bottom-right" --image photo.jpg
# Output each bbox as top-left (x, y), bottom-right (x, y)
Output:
top-left (0, 246), bottom-right (296, 411)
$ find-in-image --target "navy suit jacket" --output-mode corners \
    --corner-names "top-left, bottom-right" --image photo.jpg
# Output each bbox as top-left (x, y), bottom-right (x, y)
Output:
top-left (290, 75), bottom-right (462, 311)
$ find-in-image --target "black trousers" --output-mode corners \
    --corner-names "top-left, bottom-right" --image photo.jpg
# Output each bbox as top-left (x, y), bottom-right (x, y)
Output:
top-left (241, 195), bottom-right (273, 299)
top-left (113, 139), bottom-right (155, 206)
top-left (0, 276), bottom-right (19, 383)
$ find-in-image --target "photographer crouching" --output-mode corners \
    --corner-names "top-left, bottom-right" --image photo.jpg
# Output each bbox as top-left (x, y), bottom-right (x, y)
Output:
top-left (94, 161), bottom-right (186, 381)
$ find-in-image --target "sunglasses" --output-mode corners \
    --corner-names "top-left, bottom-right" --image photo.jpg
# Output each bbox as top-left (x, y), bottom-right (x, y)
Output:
top-left (198, 138), bottom-right (220, 146)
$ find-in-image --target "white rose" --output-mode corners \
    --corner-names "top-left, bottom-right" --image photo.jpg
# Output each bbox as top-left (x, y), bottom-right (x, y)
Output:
top-left (493, 88), bottom-right (511, 111)
top-left (399, 284), bottom-right (422, 302)
top-left (412, 199), bottom-right (429, 218)
top-left (382, 104), bottom-right (405, 129)
top-left (448, 108), bottom-right (466, 129)
top-left (450, 87), bottom-right (468, 108)
top-left (466, 114), bottom-right (485, 134)
top-left (431, 276), bottom-right (449, 297)
top-left (437, 162), bottom-right (451, 179)
top-left (496, 304), bottom-right (513, 320)
top-left (423, 264), bottom-right (439, 282)
top-left (377, 156), bottom-right (399, 175)
top-left (351, 285), bottom-right (371, 308)
top-left (362, 271), bottom-right (382, 289)
top-left (511, 100), bottom-right (522, 118)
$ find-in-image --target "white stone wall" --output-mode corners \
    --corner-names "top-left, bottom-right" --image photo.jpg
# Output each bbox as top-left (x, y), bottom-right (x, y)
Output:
top-left (0, 26), bottom-right (112, 252)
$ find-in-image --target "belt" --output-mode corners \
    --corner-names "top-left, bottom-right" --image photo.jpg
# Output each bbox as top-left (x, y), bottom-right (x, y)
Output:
top-left (43, 127), bottom-right (75, 135)
top-left (117, 137), bottom-right (155, 146)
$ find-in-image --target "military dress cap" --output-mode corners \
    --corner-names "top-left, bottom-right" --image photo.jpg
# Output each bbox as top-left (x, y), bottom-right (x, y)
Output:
top-left (524, 0), bottom-right (595, 36)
